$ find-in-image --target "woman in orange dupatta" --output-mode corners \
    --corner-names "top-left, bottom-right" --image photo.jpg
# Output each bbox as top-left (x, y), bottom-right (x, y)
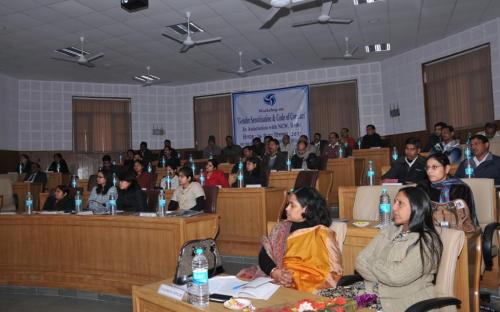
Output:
top-left (238, 187), bottom-right (343, 293)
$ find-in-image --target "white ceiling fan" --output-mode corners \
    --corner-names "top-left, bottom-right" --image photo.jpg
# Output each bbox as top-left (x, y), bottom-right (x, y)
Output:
top-left (52, 36), bottom-right (104, 67)
top-left (293, 0), bottom-right (353, 27)
top-left (246, 0), bottom-right (315, 29)
top-left (217, 51), bottom-right (262, 77)
top-left (162, 11), bottom-right (221, 53)
top-left (133, 66), bottom-right (170, 87)
top-left (323, 36), bottom-right (365, 60)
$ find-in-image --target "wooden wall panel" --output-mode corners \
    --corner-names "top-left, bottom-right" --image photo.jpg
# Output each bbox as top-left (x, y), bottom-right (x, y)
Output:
top-left (0, 150), bottom-right (19, 174)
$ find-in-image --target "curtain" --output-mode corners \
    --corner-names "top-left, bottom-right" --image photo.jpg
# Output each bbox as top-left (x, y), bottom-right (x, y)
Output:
top-left (73, 98), bottom-right (131, 153)
top-left (194, 94), bottom-right (232, 149)
top-left (309, 81), bottom-right (359, 139)
top-left (423, 44), bottom-right (494, 130)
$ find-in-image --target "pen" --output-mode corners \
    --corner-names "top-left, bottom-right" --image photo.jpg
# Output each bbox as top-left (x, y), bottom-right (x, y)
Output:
top-left (232, 283), bottom-right (247, 291)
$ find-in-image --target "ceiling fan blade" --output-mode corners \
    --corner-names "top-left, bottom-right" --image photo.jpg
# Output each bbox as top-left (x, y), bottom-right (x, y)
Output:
top-left (351, 46), bottom-right (359, 55)
top-left (346, 56), bottom-right (365, 60)
top-left (244, 66), bottom-right (262, 74)
top-left (322, 56), bottom-right (346, 60)
top-left (51, 56), bottom-right (79, 64)
top-left (260, 6), bottom-right (281, 28)
top-left (180, 45), bottom-right (192, 53)
top-left (327, 18), bottom-right (353, 24)
top-left (194, 37), bottom-right (222, 45)
top-left (217, 68), bottom-right (237, 74)
top-left (245, 0), bottom-right (273, 9)
top-left (162, 33), bottom-right (184, 44)
top-left (86, 53), bottom-right (104, 62)
top-left (292, 19), bottom-right (319, 27)
top-left (320, 0), bottom-right (333, 17)
top-left (153, 80), bottom-right (171, 85)
top-left (81, 62), bottom-right (95, 68)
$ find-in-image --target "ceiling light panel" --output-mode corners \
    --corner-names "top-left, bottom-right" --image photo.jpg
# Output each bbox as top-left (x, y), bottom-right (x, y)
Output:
top-left (166, 22), bottom-right (204, 35)
top-left (364, 43), bottom-right (391, 53)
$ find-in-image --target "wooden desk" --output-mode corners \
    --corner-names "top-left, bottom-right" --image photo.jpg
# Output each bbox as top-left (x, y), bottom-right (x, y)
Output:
top-left (39, 191), bottom-right (90, 210)
top-left (352, 148), bottom-right (390, 185)
top-left (215, 188), bottom-right (286, 256)
top-left (77, 179), bottom-right (89, 192)
top-left (46, 172), bottom-right (70, 191)
top-left (342, 223), bottom-right (480, 312)
top-left (133, 279), bottom-right (314, 312)
top-left (326, 158), bottom-right (364, 205)
top-left (267, 171), bottom-right (334, 204)
top-left (12, 182), bottom-right (43, 212)
top-left (0, 214), bottom-right (218, 295)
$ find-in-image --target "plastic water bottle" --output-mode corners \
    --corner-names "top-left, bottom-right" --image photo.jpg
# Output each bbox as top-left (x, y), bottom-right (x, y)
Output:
top-left (75, 190), bottom-right (82, 213)
top-left (392, 146), bottom-right (398, 161)
top-left (465, 158), bottom-right (474, 178)
top-left (237, 165), bottom-right (244, 188)
top-left (464, 144), bottom-right (472, 160)
top-left (147, 162), bottom-right (153, 174)
top-left (160, 155), bottom-right (166, 167)
top-left (157, 190), bottom-right (166, 217)
top-left (286, 157), bottom-right (292, 171)
top-left (189, 154), bottom-right (194, 164)
top-left (367, 160), bottom-right (375, 186)
top-left (119, 154), bottom-right (123, 164)
top-left (165, 172), bottom-right (172, 190)
top-left (189, 248), bottom-right (209, 308)
top-left (208, 153), bottom-right (213, 160)
top-left (191, 162), bottom-right (196, 176)
top-left (108, 194), bottom-right (117, 215)
top-left (357, 138), bottom-right (362, 149)
top-left (18, 163), bottom-right (23, 174)
top-left (112, 160), bottom-right (116, 166)
top-left (379, 188), bottom-right (391, 227)
top-left (25, 191), bottom-right (33, 215)
top-left (338, 144), bottom-right (345, 158)
top-left (199, 169), bottom-right (205, 186)
top-left (71, 175), bottom-right (78, 188)
top-left (112, 173), bottom-right (118, 187)
top-left (56, 163), bottom-right (61, 173)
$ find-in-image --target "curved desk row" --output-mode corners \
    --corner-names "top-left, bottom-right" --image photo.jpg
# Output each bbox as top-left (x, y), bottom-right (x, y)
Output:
top-left (0, 214), bottom-right (218, 295)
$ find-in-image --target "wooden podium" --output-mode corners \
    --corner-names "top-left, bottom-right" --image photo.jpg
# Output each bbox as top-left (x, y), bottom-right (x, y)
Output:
top-left (352, 148), bottom-right (390, 185)
top-left (325, 158), bottom-right (364, 205)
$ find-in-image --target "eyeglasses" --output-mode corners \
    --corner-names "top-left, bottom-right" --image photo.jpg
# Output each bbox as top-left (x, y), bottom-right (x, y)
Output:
top-left (425, 165), bottom-right (443, 171)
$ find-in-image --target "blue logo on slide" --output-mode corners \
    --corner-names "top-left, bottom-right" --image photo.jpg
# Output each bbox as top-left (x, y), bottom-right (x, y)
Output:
top-left (263, 93), bottom-right (276, 106)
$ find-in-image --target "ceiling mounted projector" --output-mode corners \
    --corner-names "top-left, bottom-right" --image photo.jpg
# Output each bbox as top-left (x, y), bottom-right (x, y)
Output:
top-left (121, 0), bottom-right (148, 12)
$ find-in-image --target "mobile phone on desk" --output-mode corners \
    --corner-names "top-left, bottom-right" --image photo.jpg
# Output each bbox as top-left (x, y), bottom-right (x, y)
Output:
top-left (209, 293), bottom-right (232, 303)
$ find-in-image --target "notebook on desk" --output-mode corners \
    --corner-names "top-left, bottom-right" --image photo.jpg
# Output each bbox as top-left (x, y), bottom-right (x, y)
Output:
top-left (208, 276), bottom-right (280, 300)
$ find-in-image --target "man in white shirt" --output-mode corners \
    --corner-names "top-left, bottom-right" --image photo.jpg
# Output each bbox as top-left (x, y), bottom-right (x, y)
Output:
top-left (476, 122), bottom-right (499, 140)
top-left (280, 134), bottom-right (294, 157)
top-left (455, 134), bottom-right (500, 184)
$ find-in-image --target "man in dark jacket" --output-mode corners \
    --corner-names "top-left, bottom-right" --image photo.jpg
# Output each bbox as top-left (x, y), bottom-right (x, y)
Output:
top-left (382, 138), bottom-right (427, 184)
top-left (24, 163), bottom-right (48, 185)
top-left (261, 139), bottom-right (287, 171)
top-left (423, 122), bottom-right (446, 152)
top-left (455, 135), bottom-right (500, 185)
top-left (361, 124), bottom-right (383, 149)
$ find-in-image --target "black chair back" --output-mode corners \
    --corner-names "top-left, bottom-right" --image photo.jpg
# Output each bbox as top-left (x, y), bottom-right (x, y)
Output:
top-left (203, 186), bottom-right (219, 213)
top-left (293, 170), bottom-right (319, 190)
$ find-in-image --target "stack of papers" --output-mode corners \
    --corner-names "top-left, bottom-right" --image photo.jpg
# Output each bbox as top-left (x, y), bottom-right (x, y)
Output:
top-left (208, 276), bottom-right (280, 300)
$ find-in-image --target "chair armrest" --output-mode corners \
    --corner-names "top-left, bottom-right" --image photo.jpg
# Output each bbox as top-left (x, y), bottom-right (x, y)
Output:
top-left (482, 222), bottom-right (500, 271)
top-left (405, 297), bottom-right (461, 312)
top-left (336, 274), bottom-right (363, 287)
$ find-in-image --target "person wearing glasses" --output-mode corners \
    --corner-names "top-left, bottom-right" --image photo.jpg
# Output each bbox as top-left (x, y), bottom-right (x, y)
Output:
top-left (88, 169), bottom-right (118, 214)
top-left (417, 153), bottom-right (479, 226)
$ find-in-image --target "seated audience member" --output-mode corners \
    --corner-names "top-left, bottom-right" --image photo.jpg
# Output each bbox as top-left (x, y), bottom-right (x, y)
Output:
top-left (418, 153), bottom-right (479, 226)
top-left (423, 122), bottom-right (446, 152)
top-left (340, 128), bottom-right (356, 150)
top-left (291, 141), bottom-right (313, 169)
top-left (43, 185), bottom-right (75, 213)
top-left (431, 125), bottom-right (462, 164)
top-left (280, 135), bottom-right (294, 158)
top-left (159, 164), bottom-right (180, 190)
top-left (24, 163), bottom-right (48, 184)
top-left (88, 170), bottom-right (118, 214)
top-left (231, 146), bottom-right (254, 173)
top-left (311, 132), bottom-right (327, 156)
top-left (123, 149), bottom-right (135, 171)
top-left (158, 146), bottom-right (180, 168)
top-left (47, 153), bottom-right (69, 173)
top-left (169, 167), bottom-right (206, 211)
top-left (203, 135), bottom-right (222, 159)
top-left (102, 155), bottom-right (117, 174)
top-left (263, 135), bottom-right (273, 156)
top-left (381, 138), bottom-right (427, 184)
top-left (455, 134), bottom-right (500, 184)
top-left (133, 160), bottom-right (152, 190)
top-left (355, 187), bottom-right (443, 312)
top-left (139, 141), bottom-right (153, 163)
top-left (261, 139), bottom-right (287, 172)
top-left (204, 159), bottom-right (229, 188)
top-left (477, 122), bottom-right (499, 139)
top-left (163, 139), bottom-right (178, 158)
top-left (252, 137), bottom-right (266, 158)
top-left (17, 154), bottom-right (33, 174)
top-left (323, 132), bottom-right (351, 159)
top-left (222, 135), bottom-right (242, 164)
top-left (238, 187), bottom-right (342, 293)
top-left (298, 135), bottom-right (315, 153)
top-left (361, 124), bottom-right (383, 149)
top-left (116, 171), bottom-right (147, 212)
top-left (133, 153), bottom-right (143, 162)
top-left (229, 157), bottom-right (264, 187)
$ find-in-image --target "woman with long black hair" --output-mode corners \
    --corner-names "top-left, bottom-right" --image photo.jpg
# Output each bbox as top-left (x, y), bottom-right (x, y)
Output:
top-left (354, 186), bottom-right (443, 312)
top-left (88, 169), bottom-right (117, 214)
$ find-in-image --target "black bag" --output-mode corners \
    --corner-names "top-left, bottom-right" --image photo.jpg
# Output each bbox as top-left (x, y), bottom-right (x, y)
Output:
top-left (173, 238), bottom-right (224, 285)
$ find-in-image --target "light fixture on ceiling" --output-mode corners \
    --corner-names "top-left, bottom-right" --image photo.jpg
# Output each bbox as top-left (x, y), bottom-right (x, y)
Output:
top-left (133, 66), bottom-right (170, 87)
top-left (166, 21), bottom-right (204, 36)
top-left (252, 57), bottom-right (274, 66)
top-left (52, 36), bottom-right (104, 68)
top-left (364, 43), bottom-right (391, 53)
top-left (353, 0), bottom-right (383, 5)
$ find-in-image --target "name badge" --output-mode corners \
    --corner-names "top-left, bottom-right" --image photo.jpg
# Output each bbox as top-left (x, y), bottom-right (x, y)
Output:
top-left (158, 284), bottom-right (186, 301)
top-left (440, 221), bottom-right (449, 228)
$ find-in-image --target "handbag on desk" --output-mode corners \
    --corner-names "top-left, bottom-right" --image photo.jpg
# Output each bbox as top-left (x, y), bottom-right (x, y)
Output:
top-left (432, 199), bottom-right (477, 233)
top-left (173, 238), bottom-right (224, 285)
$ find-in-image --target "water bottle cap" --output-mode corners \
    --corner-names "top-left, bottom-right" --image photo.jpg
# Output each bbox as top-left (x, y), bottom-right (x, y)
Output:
top-left (195, 248), bottom-right (203, 255)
